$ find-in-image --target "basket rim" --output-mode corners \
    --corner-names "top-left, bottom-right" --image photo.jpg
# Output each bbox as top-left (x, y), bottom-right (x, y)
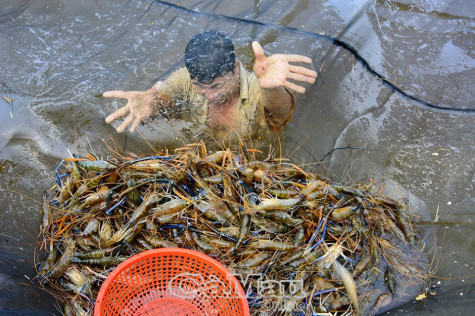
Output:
top-left (94, 247), bottom-right (250, 316)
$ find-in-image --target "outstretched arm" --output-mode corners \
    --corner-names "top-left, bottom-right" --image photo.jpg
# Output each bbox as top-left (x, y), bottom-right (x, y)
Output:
top-left (104, 81), bottom-right (170, 133)
top-left (252, 42), bottom-right (317, 129)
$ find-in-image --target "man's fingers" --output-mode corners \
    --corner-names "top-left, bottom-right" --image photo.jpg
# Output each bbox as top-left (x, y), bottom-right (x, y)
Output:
top-left (289, 65), bottom-right (318, 78)
top-left (129, 116), bottom-right (142, 132)
top-left (284, 80), bottom-right (306, 94)
top-left (116, 113), bottom-right (134, 133)
top-left (105, 103), bottom-right (131, 124)
top-left (252, 41), bottom-right (266, 61)
top-left (286, 54), bottom-right (313, 64)
top-left (287, 72), bottom-right (316, 84)
top-left (103, 90), bottom-right (130, 98)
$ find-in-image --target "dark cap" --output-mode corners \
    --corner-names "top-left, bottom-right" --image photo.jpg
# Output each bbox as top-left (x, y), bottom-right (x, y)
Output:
top-left (185, 30), bottom-right (236, 84)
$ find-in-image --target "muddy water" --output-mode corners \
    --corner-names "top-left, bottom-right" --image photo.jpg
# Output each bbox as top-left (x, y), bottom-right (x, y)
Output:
top-left (0, 0), bottom-right (473, 314)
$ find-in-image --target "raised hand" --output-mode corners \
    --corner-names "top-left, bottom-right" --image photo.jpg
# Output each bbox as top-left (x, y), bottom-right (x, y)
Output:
top-left (104, 81), bottom-right (162, 133)
top-left (252, 41), bottom-right (317, 93)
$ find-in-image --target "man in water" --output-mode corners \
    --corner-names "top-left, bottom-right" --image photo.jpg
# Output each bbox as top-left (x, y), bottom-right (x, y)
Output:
top-left (104, 31), bottom-right (317, 140)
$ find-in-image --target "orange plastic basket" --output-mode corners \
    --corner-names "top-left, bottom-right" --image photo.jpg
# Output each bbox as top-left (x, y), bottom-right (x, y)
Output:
top-left (94, 248), bottom-right (250, 316)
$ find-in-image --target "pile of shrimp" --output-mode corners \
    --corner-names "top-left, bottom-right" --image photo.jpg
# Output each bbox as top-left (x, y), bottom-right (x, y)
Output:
top-left (36, 144), bottom-right (429, 315)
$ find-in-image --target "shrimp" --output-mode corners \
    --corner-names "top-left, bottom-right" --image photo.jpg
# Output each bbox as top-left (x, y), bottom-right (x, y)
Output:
top-left (101, 224), bottom-right (135, 248)
top-left (72, 176), bottom-right (102, 200)
top-left (396, 209), bottom-right (415, 243)
top-left (297, 180), bottom-right (326, 200)
top-left (253, 169), bottom-right (271, 185)
top-left (252, 217), bottom-right (290, 234)
top-left (194, 200), bottom-right (229, 224)
top-left (40, 191), bottom-right (53, 234)
top-left (202, 174), bottom-right (224, 184)
top-left (123, 222), bottom-right (144, 244)
top-left (280, 249), bottom-right (306, 266)
top-left (204, 150), bottom-right (226, 163)
top-left (238, 167), bottom-right (255, 185)
top-left (151, 198), bottom-right (190, 217)
top-left (143, 234), bottom-right (178, 248)
top-left (71, 256), bottom-right (127, 267)
top-left (256, 210), bottom-right (303, 226)
top-left (209, 197), bottom-right (237, 223)
top-left (71, 300), bottom-right (89, 316)
top-left (89, 201), bottom-right (107, 215)
top-left (331, 205), bottom-right (356, 222)
top-left (125, 179), bottom-right (142, 206)
top-left (373, 195), bottom-right (403, 209)
top-left (202, 234), bottom-right (234, 249)
top-left (371, 208), bottom-right (405, 241)
top-left (289, 250), bottom-right (324, 269)
top-left (266, 189), bottom-right (298, 199)
top-left (58, 278), bottom-right (83, 295)
top-left (332, 184), bottom-right (365, 198)
top-left (65, 267), bottom-right (92, 293)
top-left (218, 225), bottom-right (240, 237)
top-left (353, 253), bottom-right (371, 277)
top-left (71, 161), bottom-right (82, 181)
top-left (81, 186), bottom-right (110, 208)
top-left (381, 210), bottom-right (406, 242)
top-left (125, 160), bottom-right (166, 173)
top-left (293, 226), bottom-right (305, 244)
top-left (154, 213), bottom-right (180, 225)
top-left (238, 251), bottom-right (271, 268)
top-left (332, 259), bottom-right (359, 313)
top-left (58, 177), bottom-right (75, 205)
top-left (98, 220), bottom-right (113, 242)
top-left (384, 267), bottom-right (397, 296)
top-left (236, 247), bottom-right (258, 258)
top-left (190, 231), bottom-right (216, 253)
top-left (47, 238), bottom-right (75, 280)
top-left (256, 198), bottom-right (300, 211)
top-left (135, 237), bottom-right (154, 250)
top-left (127, 192), bottom-right (162, 226)
top-left (75, 235), bottom-right (94, 252)
top-left (192, 170), bottom-right (237, 223)
top-left (81, 219), bottom-right (100, 236)
top-left (222, 174), bottom-right (237, 202)
top-left (37, 248), bottom-right (57, 278)
top-left (73, 248), bottom-right (115, 259)
top-left (247, 240), bottom-right (297, 251)
top-left (312, 275), bottom-right (336, 291)
top-left (371, 293), bottom-right (392, 315)
top-left (77, 160), bottom-right (116, 173)
top-left (230, 213), bottom-right (250, 252)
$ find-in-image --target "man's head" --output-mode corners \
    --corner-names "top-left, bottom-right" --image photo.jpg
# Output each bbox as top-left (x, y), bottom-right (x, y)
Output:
top-left (185, 30), bottom-right (236, 84)
top-left (185, 31), bottom-right (240, 104)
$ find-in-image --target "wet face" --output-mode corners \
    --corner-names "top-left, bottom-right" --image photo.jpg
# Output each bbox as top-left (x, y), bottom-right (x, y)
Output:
top-left (191, 63), bottom-right (240, 104)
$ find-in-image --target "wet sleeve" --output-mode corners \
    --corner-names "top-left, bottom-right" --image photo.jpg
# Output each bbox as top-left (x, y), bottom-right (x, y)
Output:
top-left (263, 87), bottom-right (296, 130)
top-left (160, 67), bottom-right (191, 99)
top-left (152, 67), bottom-right (194, 117)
